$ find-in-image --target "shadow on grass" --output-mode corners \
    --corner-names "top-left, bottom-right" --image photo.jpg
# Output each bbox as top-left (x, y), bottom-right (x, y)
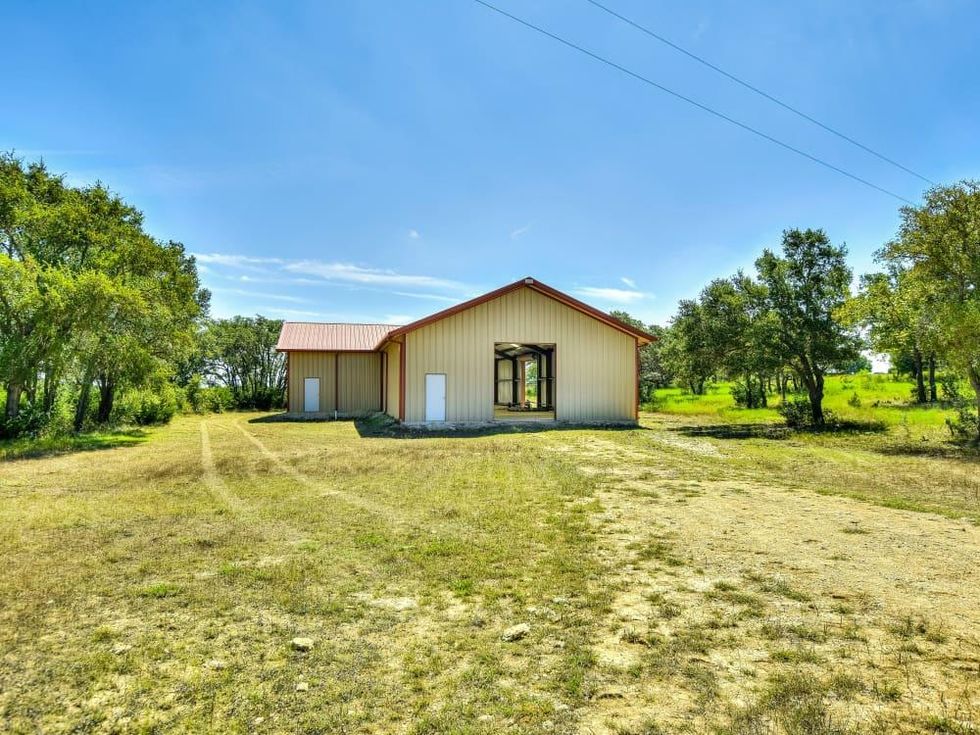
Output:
top-left (0, 429), bottom-right (148, 462)
top-left (669, 423), bottom-right (793, 440)
top-left (247, 411), bottom-right (644, 438)
top-left (668, 419), bottom-right (888, 441)
top-left (353, 414), bottom-right (642, 439)
top-left (871, 439), bottom-right (980, 461)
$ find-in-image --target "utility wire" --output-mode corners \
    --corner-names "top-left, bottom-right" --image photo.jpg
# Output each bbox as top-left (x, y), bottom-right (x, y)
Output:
top-left (584, 0), bottom-right (935, 185)
top-left (471, 0), bottom-right (918, 205)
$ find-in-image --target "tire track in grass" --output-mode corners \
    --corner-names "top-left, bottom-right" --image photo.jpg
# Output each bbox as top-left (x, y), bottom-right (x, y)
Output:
top-left (200, 420), bottom-right (248, 516)
top-left (201, 420), bottom-right (306, 544)
top-left (232, 420), bottom-right (424, 530)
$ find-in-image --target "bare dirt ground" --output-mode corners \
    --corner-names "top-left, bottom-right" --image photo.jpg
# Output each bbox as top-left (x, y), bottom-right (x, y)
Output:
top-left (565, 432), bottom-right (980, 734)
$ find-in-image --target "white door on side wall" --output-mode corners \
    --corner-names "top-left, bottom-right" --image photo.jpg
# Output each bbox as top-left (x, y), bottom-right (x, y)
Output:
top-left (304, 377), bottom-right (319, 412)
top-left (425, 373), bottom-right (446, 422)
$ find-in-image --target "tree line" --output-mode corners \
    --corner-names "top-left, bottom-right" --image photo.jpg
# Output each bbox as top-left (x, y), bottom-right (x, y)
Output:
top-left (3, 155), bottom-right (978, 443)
top-left (0, 155), bottom-right (286, 439)
top-left (617, 180), bottom-right (980, 441)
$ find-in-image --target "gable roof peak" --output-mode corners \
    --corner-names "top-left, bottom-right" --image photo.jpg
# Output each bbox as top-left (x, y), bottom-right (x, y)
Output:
top-left (380, 276), bottom-right (655, 346)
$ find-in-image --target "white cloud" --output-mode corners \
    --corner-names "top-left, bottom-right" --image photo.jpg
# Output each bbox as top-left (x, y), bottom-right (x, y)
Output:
top-left (574, 286), bottom-right (650, 304)
top-left (259, 307), bottom-right (414, 325)
top-left (193, 253), bottom-right (284, 270)
top-left (260, 307), bottom-right (337, 320)
top-left (408, 229), bottom-right (421, 240)
top-left (196, 251), bottom-right (467, 291)
top-left (211, 287), bottom-right (309, 304)
top-left (392, 291), bottom-right (460, 303)
top-left (283, 261), bottom-right (464, 290)
top-left (620, 276), bottom-right (637, 288)
top-left (510, 223), bottom-right (532, 240)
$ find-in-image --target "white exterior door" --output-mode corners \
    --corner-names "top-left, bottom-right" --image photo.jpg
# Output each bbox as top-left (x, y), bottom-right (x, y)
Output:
top-left (425, 373), bottom-right (446, 422)
top-left (303, 377), bottom-right (320, 412)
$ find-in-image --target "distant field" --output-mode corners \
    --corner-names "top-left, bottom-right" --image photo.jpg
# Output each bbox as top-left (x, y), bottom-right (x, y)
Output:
top-left (2, 411), bottom-right (978, 733)
top-left (651, 373), bottom-right (953, 432)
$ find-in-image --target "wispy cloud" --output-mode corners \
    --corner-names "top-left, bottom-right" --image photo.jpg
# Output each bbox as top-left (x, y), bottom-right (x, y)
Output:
top-left (259, 307), bottom-right (415, 325)
top-left (620, 276), bottom-right (637, 288)
top-left (408, 229), bottom-right (421, 240)
top-left (510, 223), bottom-right (532, 240)
top-left (282, 261), bottom-right (464, 290)
top-left (194, 253), bottom-right (284, 270)
top-left (392, 291), bottom-right (460, 303)
top-left (210, 287), bottom-right (309, 304)
top-left (575, 286), bottom-right (650, 304)
top-left (259, 307), bottom-right (338, 320)
top-left (194, 252), bottom-right (466, 291)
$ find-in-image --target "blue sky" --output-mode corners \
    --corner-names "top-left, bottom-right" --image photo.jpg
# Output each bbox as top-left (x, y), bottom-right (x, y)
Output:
top-left (5, 0), bottom-right (978, 325)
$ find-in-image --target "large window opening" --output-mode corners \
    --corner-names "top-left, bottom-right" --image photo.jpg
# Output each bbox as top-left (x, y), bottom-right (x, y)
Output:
top-left (493, 343), bottom-right (555, 420)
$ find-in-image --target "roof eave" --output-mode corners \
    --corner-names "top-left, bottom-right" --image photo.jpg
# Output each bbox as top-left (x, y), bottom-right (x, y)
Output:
top-left (384, 277), bottom-right (656, 344)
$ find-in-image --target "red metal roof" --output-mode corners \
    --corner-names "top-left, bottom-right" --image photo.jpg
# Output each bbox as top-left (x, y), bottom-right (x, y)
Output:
top-left (275, 277), bottom-right (656, 352)
top-left (276, 322), bottom-right (400, 352)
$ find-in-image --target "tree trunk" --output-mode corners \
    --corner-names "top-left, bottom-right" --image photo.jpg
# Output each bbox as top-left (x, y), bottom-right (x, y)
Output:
top-left (969, 367), bottom-right (980, 444)
top-left (928, 355), bottom-right (937, 403)
top-left (74, 365), bottom-right (96, 433)
top-left (913, 348), bottom-right (927, 403)
top-left (759, 373), bottom-right (768, 408)
top-left (4, 382), bottom-right (22, 420)
top-left (807, 372), bottom-right (825, 427)
top-left (780, 373), bottom-right (787, 403)
top-left (797, 356), bottom-right (825, 427)
top-left (42, 369), bottom-right (58, 413)
top-left (96, 375), bottom-right (115, 424)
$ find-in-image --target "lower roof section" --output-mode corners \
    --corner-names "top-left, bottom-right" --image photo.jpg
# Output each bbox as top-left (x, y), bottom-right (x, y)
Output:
top-left (275, 322), bottom-right (400, 352)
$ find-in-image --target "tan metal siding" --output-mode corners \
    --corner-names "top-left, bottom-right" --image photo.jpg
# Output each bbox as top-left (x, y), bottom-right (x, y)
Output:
top-left (383, 342), bottom-right (401, 419)
top-left (404, 286), bottom-right (635, 423)
top-left (286, 351), bottom-right (381, 415)
top-left (338, 353), bottom-right (381, 415)
top-left (287, 351), bottom-right (337, 413)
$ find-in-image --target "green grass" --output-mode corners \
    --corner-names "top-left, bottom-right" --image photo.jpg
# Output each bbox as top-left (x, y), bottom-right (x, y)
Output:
top-left (650, 373), bottom-right (953, 430)
top-left (0, 427), bottom-right (148, 461)
top-left (1, 411), bottom-right (978, 732)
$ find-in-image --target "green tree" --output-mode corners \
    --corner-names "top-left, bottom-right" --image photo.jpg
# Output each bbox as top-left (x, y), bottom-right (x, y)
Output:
top-left (199, 316), bottom-right (286, 409)
top-left (609, 311), bottom-right (670, 401)
top-left (0, 153), bottom-right (209, 434)
top-left (663, 299), bottom-right (715, 395)
top-left (755, 229), bottom-right (860, 426)
top-left (698, 274), bottom-right (784, 408)
top-left (880, 181), bottom-right (980, 440)
top-left (843, 265), bottom-right (939, 403)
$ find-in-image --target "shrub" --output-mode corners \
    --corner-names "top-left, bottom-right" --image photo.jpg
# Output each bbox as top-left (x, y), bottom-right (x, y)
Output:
top-left (777, 397), bottom-right (813, 428)
top-left (183, 378), bottom-right (234, 414)
top-left (0, 402), bottom-right (51, 439)
top-left (940, 375), bottom-right (980, 443)
top-left (730, 381), bottom-right (767, 409)
top-left (114, 385), bottom-right (179, 426)
top-left (777, 396), bottom-right (838, 429)
top-left (847, 391), bottom-right (862, 408)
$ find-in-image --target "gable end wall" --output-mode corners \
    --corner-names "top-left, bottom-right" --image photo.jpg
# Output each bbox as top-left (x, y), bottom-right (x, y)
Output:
top-left (403, 286), bottom-right (636, 423)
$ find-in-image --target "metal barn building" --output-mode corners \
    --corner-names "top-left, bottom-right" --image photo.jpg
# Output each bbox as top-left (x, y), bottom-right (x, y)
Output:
top-left (275, 277), bottom-right (655, 425)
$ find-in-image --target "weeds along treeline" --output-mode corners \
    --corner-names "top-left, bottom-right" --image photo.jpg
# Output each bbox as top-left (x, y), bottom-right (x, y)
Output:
top-left (618, 180), bottom-right (980, 441)
top-left (0, 154), bottom-right (285, 440)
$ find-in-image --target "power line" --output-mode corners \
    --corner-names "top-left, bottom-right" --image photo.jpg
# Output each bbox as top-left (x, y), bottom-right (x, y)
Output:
top-left (470, 0), bottom-right (918, 206)
top-left (584, 0), bottom-right (935, 186)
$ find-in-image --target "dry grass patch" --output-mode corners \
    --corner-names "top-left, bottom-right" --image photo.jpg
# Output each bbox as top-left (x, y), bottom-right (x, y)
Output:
top-left (1, 412), bottom-right (979, 733)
